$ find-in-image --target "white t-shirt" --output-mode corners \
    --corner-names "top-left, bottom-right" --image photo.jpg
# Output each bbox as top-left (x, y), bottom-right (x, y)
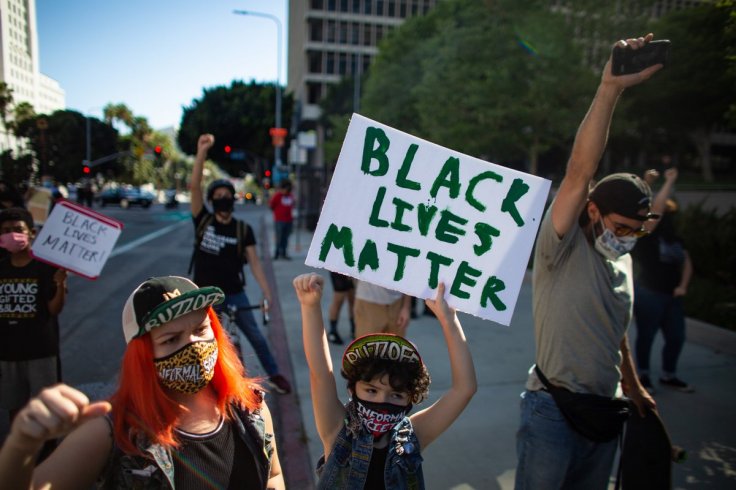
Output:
top-left (355, 281), bottom-right (403, 305)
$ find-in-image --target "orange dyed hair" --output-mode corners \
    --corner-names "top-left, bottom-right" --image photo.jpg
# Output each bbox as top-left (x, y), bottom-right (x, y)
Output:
top-left (110, 307), bottom-right (261, 454)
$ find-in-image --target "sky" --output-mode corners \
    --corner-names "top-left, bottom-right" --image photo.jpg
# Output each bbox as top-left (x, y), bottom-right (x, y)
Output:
top-left (36, 0), bottom-right (288, 130)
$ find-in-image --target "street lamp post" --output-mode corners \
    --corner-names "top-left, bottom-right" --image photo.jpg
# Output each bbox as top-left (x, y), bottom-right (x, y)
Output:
top-left (233, 9), bottom-right (284, 168)
top-left (85, 107), bottom-right (104, 166)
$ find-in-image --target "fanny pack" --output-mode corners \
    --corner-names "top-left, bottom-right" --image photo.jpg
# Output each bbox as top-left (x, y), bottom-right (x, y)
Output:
top-left (535, 365), bottom-right (630, 442)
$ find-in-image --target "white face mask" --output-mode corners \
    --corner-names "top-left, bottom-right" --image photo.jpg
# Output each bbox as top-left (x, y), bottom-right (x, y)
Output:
top-left (594, 219), bottom-right (638, 260)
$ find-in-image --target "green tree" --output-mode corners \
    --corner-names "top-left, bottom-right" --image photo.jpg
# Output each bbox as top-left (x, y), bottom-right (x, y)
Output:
top-left (177, 80), bottom-right (293, 177)
top-left (16, 111), bottom-right (119, 183)
top-left (624, 2), bottom-right (736, 182)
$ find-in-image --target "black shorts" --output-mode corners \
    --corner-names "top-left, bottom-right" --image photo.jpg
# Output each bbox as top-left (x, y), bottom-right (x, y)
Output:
top-left (330, 272), bottom-right (355, 292)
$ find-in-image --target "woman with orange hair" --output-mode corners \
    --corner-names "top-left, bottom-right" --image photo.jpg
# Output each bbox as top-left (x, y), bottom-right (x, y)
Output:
top-left (0, 276), bottom-right (284, 489)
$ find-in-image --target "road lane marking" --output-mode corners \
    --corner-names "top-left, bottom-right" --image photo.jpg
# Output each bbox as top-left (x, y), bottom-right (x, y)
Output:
top-left (110, 220), bottom-right (188, 258)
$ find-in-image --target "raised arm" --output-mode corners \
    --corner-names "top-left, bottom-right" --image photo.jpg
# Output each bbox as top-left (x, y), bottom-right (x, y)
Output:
top-left (411, 284), bottom-right (477, 450)
top-left (191, 134), bottom-right (214, 217)
top-left (643, 167), bottom-right (678, 233)
top-left (292, 273), bottom-right (345, 454)
top-left (0, 384), bottom-right (112, 490)
top-left (552, 34), bottom-right (663, 238)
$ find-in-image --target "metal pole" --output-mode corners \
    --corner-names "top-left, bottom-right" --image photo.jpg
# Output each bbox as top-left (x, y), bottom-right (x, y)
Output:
top-left (85, 116), bottom-right (91, 165)
top-left (233, 10), bottom-right (283, 168)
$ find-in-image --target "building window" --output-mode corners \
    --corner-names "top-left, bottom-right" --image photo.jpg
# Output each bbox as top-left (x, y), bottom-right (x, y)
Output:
top-left (311, 0), bottom-right (324, 10)
top-left (339, 22), bottom-right (348, 43)
top-left (326, 52), bottom-right (336, 73)
top-left (327, 0), bottom-right (337, 11)
top-left (340, 0), bottom-right (349, 11)
top-left (352, 0), bottom-right (361, 13)
top-left (327, 20), bottom-right (336, 43)
top-left (307, 82), bottom-right (322, 104)
top-left (399, 0), bottom-right (407, 17)
top-left (364, 0), bottom-right (373, 15)
top-left (388, 0), bottom-right (396, 16)
top-left (377, 0), bottom-right (385, 15)
top-left (310, 19), bottom-right (324, 42)
top-left (363, 24), bottom-right (372, 45)
top-left (308, 51), bottom-right (323, 73)
top-left (375, 24), bottom-right (384, 44)
top-left (338, 52), bottom-right (348, 75)
top-left (351, 22), bottom-right (360, 45)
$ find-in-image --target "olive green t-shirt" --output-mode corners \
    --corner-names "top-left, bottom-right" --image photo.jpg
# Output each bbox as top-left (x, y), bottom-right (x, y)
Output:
top-left (526, 206), bottom-right (633, 397)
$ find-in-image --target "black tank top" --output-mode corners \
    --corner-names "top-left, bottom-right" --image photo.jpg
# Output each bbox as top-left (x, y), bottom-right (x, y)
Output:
top-left (173, 417), bottom-right (259, 489)
top-left (364, 445), bottom-right (388, 489)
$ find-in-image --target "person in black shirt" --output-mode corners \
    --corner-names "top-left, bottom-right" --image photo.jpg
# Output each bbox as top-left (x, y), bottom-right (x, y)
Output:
top-left (633, 168), bottom-right (694, 393)
top-left (190, 134), bottom-right (291, 395)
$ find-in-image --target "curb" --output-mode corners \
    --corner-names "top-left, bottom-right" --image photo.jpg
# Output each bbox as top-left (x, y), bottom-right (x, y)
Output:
top-left (259, 214), bottom-right (315, 490)
top-left (686, 317), bottom-right (736, 357)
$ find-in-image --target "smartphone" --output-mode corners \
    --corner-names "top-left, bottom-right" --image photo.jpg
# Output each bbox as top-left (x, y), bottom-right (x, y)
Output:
top-left (611, 40), bottom-right (670, 76)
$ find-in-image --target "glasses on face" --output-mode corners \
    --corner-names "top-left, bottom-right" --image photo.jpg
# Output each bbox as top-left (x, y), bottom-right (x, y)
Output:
top-left (603, 216), bottom-right (649, 238)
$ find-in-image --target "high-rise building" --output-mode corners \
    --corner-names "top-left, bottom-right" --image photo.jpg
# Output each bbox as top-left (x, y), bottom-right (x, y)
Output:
top-left (0, 0), bottom-right (65, 147)
top-left (287, 1), bottom-right (438, 150)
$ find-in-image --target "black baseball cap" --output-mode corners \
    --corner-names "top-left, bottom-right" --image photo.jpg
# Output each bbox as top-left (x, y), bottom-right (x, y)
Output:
top-left (589, 173), bottom-right (659, 221)
top-left (122, 276), bottom-right (224, 343)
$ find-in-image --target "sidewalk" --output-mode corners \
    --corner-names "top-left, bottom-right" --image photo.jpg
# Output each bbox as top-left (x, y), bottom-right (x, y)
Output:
top-left (260, 214), bottom-right (736, 489)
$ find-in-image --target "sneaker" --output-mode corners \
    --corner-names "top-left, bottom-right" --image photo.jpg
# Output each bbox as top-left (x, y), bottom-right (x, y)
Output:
top-left (327, 331), bottom-right (344, 345)
top-left (659, 376), bottom-right (694, 393)
top-left (640, 374), bottom-right (656, 395)
top-left (268, 374), bottom-right (292, 395)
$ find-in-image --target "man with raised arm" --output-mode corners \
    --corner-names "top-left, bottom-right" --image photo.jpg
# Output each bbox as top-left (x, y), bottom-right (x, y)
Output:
top-left (515, 34), bottom-right (661, 488)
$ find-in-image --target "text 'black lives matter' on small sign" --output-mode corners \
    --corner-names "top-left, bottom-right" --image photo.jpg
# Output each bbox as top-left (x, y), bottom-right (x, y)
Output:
top-left (306, 114), bottom-right (551, 326)
top-left (31, 200), bottom-right (123, 280)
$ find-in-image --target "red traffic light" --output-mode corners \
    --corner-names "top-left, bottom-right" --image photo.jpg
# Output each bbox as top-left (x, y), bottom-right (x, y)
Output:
top-left (224, 145), bottom-right (232, 154)
top-left (265, 169), bottom-right (272, 177)
top-left (83, 166), bottom-right (91, 174)
top-left (154, 145), bottom-right (162, 155)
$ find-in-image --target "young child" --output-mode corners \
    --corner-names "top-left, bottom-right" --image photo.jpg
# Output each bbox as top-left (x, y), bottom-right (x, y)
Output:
top-left (0, 207), bottom-right (66, 423)
top-left (293, 273), bottom-right (476, 489)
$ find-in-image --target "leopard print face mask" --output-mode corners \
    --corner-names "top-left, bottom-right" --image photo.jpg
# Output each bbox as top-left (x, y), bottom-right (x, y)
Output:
top-left (154, 339), bottom-right (218, 394)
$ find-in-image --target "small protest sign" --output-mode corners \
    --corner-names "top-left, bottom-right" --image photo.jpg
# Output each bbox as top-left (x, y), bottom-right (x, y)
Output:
top-left (31, 200), bottom-right (123, 279)
top-left (306, 114), bottom-right (551, 326)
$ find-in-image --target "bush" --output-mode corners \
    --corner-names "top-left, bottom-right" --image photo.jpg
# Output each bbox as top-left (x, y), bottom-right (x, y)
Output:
top-left (676, 203), bottom-right (736, 331)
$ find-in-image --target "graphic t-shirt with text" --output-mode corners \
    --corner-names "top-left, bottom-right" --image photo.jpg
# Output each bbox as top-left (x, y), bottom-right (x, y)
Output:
top-left (192, 209), bottom-right (256, 294)
top-left (0, 258), bottom-right (58, 361)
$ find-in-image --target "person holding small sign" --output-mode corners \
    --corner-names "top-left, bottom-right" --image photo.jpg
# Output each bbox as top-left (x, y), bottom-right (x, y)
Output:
top-left (0, 275), bottom-right (285, 489)
top-left (293, 272), bottom-right (476, 489)
top-left (515, 35), bottom-right (661, 489)
top-left (0, 208), bottom-right (67, 431)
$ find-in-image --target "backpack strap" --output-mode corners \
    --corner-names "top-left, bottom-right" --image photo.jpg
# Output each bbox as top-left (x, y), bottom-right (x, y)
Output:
top-left (188, 213), bottom-right (214, 275)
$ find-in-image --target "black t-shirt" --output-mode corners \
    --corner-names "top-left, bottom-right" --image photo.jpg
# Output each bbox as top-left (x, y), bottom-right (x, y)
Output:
top-left (192, 208), bottom-right (256, 294)
top-left (632, 230), bottom-right (686, 294)
top-left (0, 258), bottom-right (59, 361)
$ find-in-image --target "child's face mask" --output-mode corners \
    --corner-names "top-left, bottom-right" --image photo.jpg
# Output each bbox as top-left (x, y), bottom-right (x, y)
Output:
top-left (354, 393), bottom-right (412, 439)
top-left (0, 232), bottom-right (30, 253)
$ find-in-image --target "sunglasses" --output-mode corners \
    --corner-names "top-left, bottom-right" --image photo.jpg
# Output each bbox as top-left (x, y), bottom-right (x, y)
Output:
top-left (603, 215), bottom-right (649, 238)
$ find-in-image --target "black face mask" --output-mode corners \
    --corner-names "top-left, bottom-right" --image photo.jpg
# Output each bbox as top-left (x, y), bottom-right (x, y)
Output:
top-left (353, 394), bottom-right (412, 439)
top-left (212, 197), bottom-right (234, 213)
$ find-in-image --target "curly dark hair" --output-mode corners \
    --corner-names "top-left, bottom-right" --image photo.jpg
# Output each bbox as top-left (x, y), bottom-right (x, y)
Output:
top-left (342, 358), bottom-right (431, 404)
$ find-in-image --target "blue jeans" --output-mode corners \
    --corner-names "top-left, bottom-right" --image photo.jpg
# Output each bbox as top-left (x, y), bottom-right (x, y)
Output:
top-left (274, 221), bottom-right (292, 257)
top-left (634, 284), bottom-right (686, 375)
top-left (216, 291), bottom-right (278, 376)
top-left (515, 390), bottom-right (618, 489)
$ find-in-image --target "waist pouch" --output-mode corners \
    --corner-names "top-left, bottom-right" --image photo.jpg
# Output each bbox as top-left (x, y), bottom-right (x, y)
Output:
top-left (535, 366), bottom-right (630, 442)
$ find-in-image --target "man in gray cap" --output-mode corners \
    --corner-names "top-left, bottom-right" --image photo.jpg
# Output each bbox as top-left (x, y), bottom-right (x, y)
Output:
top-left (515, 34), bottom-right (661, 488)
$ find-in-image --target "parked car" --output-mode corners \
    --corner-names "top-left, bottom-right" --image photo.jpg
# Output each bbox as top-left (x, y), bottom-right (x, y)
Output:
top-left (98, 187), bottom-right (154, 209)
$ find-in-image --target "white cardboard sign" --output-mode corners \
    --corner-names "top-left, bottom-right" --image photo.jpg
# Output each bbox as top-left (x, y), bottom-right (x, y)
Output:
top-left (31, 200), bottom-right (123, 279)
top-left (306, 114), bottom-right (551, 326)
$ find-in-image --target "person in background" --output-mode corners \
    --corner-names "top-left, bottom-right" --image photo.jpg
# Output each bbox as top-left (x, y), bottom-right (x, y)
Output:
top-left (0, 275), bottom-right (284, 489)
top-left (353, 280), bottom-right (412, 339)
top-left (294, 273), bottom-right (476, 489)
top-left (0, 208), bottom-right (66, 442)
top-left (269, 179), bottom-right (295, 260)
top-left (515, 34), bottom-right (661, 489)
top-left (326, 272), bottom-right (356, 344)
top-left (632, 167), bottom-right (694, 393)
top-left (190, 133), bottom-right (292, 395)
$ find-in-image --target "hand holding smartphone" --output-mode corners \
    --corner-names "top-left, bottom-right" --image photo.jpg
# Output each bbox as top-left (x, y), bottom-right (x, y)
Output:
top-left (611, 40), bottom-right (670, 76)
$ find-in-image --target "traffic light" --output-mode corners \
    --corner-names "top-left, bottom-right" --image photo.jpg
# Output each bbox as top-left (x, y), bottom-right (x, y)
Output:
top-left (264, 169), bottom-right (272, 178)
top-left (153, 145), bottom-right (163, 164)
top-left (83, 165), bottom-right (91, 174)
top-left (224, 145), bottom-right (232, 155)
